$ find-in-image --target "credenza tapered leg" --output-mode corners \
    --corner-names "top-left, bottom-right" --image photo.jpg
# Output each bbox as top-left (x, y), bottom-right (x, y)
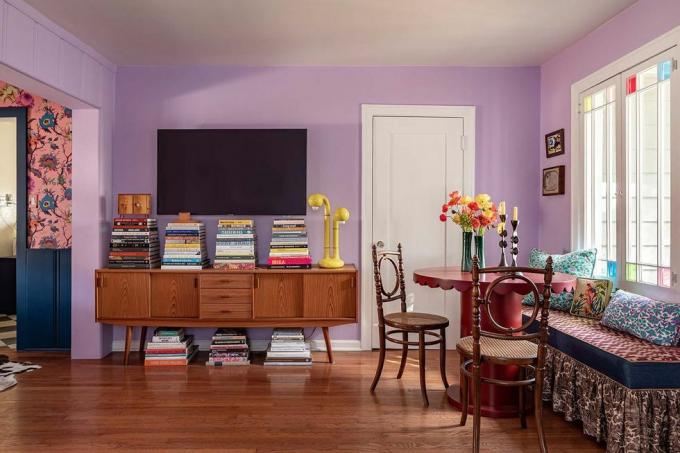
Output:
top-left (322, 327), bottom-right (334, 364)
top-left (124, 325), bottom-right (133, 366)
top-left (139, 326), bottom-right (148, 361)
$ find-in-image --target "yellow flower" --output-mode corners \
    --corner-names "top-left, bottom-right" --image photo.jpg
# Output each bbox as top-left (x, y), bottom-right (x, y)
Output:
top-left (452, 214), bottom-right (461, 224)
top-left (460, 195), bottom-right (473, 205)
top-left (483, 209), bottom-right (494, 219)
top-left (475, 193), bottom-right (492, 210)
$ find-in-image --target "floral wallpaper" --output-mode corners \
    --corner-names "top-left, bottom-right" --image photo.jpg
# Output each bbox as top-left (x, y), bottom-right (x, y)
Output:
top-left (0, 81), bottom-right (72, 249)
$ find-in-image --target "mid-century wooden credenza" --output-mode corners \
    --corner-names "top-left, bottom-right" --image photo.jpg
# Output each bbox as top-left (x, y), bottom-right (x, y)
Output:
top-left (95, 265), bottom-right (358, 364)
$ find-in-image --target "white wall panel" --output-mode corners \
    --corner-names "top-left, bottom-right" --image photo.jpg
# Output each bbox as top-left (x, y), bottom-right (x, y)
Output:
top-left (4, 4), bottom-right (34, 74)
top-left (58, 38), bottom-right (82, 97)
top-left (80, 52), bottom-right (101, 106)
top-left (33, 23), bottom-right (59, 86)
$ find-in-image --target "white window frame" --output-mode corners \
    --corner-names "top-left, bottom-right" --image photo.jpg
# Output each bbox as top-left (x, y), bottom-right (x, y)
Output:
top-left (571, 26), bottom-right (680, 302)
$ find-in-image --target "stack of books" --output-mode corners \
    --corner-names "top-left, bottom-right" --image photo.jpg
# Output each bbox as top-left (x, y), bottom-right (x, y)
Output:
top-left (213, 219), bottom-right (257, 270)
top-left (144, 328), bottom-right (198, 366)
top-left (264, 328), bottom-right (312, 366)
top-left (206, 328), bottom-right (250, 366)
top-left (108, 218), bottom-right (160, 268)
top-left (267, 219), bottom-right (312, 269)
top-left (161, 221), bottom-right (210, 269)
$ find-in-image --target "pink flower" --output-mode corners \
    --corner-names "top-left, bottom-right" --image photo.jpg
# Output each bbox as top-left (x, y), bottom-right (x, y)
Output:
top-left (18, 91), bottom-right (34, 107)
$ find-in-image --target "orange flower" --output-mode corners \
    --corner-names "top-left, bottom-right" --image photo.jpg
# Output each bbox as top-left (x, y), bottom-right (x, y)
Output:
top-left (468, 201), bottom-right (479, 211)
top-left (471, 217), bottom-right (481, 229)
top-left (448, 191), bottom-right (461, 205)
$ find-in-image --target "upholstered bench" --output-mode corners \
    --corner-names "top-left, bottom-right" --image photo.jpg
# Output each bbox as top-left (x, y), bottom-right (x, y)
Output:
top-left (522, 307), bottom-right (680, 452)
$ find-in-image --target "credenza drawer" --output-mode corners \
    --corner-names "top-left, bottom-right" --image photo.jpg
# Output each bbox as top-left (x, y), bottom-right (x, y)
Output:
top-left (201, 274), bottom-right (253, 289)
top-left (200, 288), bottom-right (252, 304)
top-left (200, 303), bottom-right (252, 319)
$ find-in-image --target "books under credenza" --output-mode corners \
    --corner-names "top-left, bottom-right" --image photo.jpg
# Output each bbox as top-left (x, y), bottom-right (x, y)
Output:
top-left (94, 265), bottom-right (358, 365)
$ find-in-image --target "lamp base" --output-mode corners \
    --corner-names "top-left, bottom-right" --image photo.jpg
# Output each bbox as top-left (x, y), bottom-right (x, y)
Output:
top-left (319, 257), bottom-right (345, 269)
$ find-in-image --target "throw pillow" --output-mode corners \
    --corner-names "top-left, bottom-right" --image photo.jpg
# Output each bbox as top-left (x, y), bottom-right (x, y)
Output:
top-left (528, 248), bottom-right (598, 278)
top-left (601, 290), bottom-right (680, 346)
top-left (522, 290), bottom-right (574, 311)
top-left (570, 277), bottom-right (613, 319)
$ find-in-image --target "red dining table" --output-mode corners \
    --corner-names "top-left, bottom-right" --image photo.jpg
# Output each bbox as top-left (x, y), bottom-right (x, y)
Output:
top-left (413, 266), bottom-right (576, 418)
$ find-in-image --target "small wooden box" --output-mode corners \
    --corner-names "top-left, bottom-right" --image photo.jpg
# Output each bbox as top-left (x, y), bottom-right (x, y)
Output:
top-left (117, 194), bottom-right (151, 215)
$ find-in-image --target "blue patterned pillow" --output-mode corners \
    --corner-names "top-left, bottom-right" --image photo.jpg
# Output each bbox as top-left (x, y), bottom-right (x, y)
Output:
top-left (601, 290), bottom-right (680, 346)
top-left (522, 289), bottom-right (574, 311)
top-left (528, 248), bottom-right (598, 278)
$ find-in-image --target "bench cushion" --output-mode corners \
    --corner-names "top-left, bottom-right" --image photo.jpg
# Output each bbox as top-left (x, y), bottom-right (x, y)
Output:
top-left (523, 307), bottom-right (680, 389)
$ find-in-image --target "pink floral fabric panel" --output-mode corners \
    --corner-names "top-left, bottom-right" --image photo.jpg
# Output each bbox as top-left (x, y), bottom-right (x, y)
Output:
top-left (0, 81), bottom-right (72, 249)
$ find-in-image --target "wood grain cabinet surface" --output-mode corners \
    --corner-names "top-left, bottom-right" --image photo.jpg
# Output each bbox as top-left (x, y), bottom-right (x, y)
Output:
top-left (96, 272), bottom-right (150, 319)
top-left (150, 273), bottom-right (199, 318)
top-left (254, 274), bottom-right (303, 318)
top-left (303, 273), bottom-right (356, 319)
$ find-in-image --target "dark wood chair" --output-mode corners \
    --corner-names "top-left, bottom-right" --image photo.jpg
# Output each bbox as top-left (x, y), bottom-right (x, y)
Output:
top-left (457, 256), bottom-right (553, 453)
top-left (370, 243), bottom-right (449, 407)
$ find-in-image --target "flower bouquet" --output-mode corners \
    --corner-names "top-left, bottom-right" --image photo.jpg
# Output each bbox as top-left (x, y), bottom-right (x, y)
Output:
top-left (439, 191), bottom-right (498, 271)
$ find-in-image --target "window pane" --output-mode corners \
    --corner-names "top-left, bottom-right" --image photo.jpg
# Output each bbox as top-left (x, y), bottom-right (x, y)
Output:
top-left (626, 94), bottom-right (638, 271)
top-left (659, 79), bottom-right (671, 267)
top-left (638, 64), bottom-right (658, 90)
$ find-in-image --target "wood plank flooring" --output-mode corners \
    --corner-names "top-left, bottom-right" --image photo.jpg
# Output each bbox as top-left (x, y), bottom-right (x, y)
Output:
top-left (0, 349), bottom-right (604, 452)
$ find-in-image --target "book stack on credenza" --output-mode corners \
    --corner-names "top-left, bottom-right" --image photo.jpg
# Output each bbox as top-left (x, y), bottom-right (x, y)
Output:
top-left (213, 219), bottom-right (257, 270)
top-left (108, 218), bottom-right (160, 268)
top-left (206, 328), bottom-right (250, 366)
top-left (267, 219), bottom-right (312, 269)
top-left (264, 328), bottom-right (312, 366)
top-left (144, 328), bottom-right (198, 366)
top-left (161, 221), bottom-right (210, 270)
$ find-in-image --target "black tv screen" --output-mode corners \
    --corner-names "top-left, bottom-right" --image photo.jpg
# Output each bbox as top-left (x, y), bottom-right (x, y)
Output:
top-left (157, 129), bottom-right (307, 215)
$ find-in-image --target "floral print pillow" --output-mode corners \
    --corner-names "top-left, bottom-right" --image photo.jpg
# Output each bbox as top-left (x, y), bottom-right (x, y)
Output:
top-left (601, 290), bottom-right (680, 346)
top-left (522, 289), bottom-right (574, 311)
top-left (570, 278), bottom-right (613, 319)
top-left (528, 248), bottom-right (597, 278)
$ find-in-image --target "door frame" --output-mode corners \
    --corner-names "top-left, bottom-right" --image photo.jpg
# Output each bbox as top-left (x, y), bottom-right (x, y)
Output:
top-left (360, 104), bottom-right (476, 350)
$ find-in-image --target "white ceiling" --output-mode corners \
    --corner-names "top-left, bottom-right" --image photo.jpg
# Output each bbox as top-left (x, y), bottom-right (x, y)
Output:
top-left (24, 0), bottom-right (636, 66)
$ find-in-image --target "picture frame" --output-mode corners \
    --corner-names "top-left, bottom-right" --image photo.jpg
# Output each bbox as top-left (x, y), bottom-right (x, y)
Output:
top-left (545, 128), bottom-right (565, 158)
top-left (542, 165), bottom-right (565, 196)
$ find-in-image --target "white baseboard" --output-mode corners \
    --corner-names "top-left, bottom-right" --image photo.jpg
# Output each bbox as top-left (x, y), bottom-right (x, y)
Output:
top-left (112, 339), bottom-right (362, 352)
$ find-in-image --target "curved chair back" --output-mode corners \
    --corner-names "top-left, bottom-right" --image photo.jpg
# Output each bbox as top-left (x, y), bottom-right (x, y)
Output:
top-left (470, 256), bottom-right (554, 344)
top-left (371, 243), bottom-right (407, 326)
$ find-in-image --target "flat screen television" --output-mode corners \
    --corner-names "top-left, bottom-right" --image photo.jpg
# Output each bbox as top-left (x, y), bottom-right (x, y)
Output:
top-left (157, 129), bottom-right (307, 215)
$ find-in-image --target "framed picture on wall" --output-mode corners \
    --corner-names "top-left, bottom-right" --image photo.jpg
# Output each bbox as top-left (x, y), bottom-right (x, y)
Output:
top-left (542, 165), bottom-right (565, 196)
top-left (545, 128), bottom-right (565, 158)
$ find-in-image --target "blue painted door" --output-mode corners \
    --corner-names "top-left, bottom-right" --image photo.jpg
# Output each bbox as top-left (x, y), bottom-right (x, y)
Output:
top-left (4, 107), bottom-right (71, 350)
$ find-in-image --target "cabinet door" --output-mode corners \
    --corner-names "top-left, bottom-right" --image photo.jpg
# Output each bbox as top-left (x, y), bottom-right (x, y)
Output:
top-left (96, 273), bottom-right (150, 319)
top-left (303, 273), bottom-right (357, 319)
top-left (254, 274), bottom-right (303, 318)
top-left (151, 274), bottom-right (199, 318)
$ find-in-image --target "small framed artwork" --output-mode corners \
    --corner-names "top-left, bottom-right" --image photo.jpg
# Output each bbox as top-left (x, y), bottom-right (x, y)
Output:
top-left (545, 128), bottom-right (565, 158)
top-left (542, 165), bottom-right (565, 196)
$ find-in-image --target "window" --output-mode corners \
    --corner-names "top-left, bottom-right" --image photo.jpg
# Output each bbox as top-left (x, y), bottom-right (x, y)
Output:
top-left (576, 45), bottom-right (678, 299)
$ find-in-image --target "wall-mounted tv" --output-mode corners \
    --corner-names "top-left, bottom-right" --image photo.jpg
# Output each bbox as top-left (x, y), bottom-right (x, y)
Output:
top-left (157, 129), bottom-right (307, 215)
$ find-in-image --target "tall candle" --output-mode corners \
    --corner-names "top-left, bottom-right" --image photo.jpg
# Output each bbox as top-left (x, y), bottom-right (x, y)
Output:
top-left (512, 206), bottom-right (518, 221)
top-left (498, 201), bottom-right (506, 216)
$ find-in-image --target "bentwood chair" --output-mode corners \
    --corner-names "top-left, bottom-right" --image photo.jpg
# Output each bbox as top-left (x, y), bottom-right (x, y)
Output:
top-left (370, 243), bottom-right (449, 406)
top-left (457, 256), bottom-right (554, 453)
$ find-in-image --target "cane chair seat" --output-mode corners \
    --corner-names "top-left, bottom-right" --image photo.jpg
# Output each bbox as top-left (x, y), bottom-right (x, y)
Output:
top-left (384, 312), bottom-right (450, 330)
top-left (457, 336), bottom-right (538, 363)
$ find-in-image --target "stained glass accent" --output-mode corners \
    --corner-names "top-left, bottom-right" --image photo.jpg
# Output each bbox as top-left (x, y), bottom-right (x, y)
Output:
top-left (626, 263), bottom-right (637, 281)
top-left (626, 75), bottom-right (636, 94)
top-left (658, 60), bottom-right (672, 81)
top-left (607, 261), bottom-right (617, 279)
top-left (583, 95), bottom-right (592, 112)
top-left (659, 267), bottom-right (671, 288)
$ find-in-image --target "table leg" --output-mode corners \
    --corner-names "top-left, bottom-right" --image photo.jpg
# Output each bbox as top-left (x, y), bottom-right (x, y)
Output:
top-left (322, 327), bottom-right (334, 364)
top-left (139, 326), bottom-right (148, 361)
top-left (123, 325), bottom-right (132, 366)
top-left (448, 290), bottom-right (524, 418)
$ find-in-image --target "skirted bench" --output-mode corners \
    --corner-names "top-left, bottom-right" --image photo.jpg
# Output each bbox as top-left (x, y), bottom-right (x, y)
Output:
top-left (523, 307), bottom-right (680, 452)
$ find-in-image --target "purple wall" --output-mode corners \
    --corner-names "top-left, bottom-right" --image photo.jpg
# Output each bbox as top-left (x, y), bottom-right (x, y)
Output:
top-left (113, 65), bottom-right (540, 342)
top-left (539, 0), bottom-right (680, 253)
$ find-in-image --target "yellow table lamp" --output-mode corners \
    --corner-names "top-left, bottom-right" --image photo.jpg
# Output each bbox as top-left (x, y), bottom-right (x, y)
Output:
top-left (308, 193), bottom-right (350, 269)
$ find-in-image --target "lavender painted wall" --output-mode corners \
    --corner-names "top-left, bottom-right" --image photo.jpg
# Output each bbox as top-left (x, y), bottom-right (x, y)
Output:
top-left (539, 0), bottom-right (680, 253)
top-left (113, 65), bottom-right (540, 342)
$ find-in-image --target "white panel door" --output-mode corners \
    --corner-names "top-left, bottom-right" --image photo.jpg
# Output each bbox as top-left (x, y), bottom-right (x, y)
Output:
top-left (372, 116), bottom-right (467, 348)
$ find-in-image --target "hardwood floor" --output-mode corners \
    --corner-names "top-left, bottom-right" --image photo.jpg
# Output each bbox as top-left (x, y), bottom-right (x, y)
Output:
top-left (0, 348), bottom-right (604, 452)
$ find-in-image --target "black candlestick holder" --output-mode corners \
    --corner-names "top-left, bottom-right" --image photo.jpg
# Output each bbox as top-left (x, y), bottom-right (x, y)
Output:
top-left (498, 214), bottom-right (508, 267)
top-left (510, 219), bottom-right (522, 275)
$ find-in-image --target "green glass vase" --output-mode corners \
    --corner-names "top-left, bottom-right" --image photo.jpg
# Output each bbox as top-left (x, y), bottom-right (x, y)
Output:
top-left (474, 234), bottom-right (485, 269)
top-left (461, 231), bottom-right (473, 272)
